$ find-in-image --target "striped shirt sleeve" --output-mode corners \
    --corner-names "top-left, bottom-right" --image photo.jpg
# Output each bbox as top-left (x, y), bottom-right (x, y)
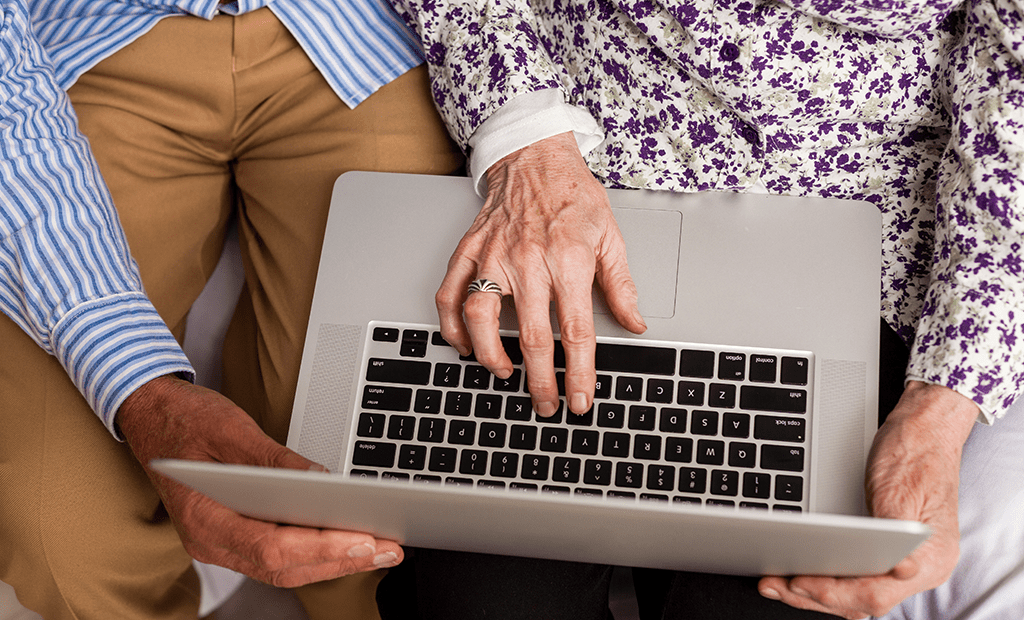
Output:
top-left (1, 0), bottom-right (194, 437)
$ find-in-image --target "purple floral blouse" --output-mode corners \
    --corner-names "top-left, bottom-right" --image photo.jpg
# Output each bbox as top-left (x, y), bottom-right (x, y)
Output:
top-left (392, 0), bottom-right (1024, 419)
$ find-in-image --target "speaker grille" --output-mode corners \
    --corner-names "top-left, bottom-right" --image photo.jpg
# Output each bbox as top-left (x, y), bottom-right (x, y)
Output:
top-left (294, 323), bottom-right (362, 470)
top-left (815, 359), bottom-right (869, 515)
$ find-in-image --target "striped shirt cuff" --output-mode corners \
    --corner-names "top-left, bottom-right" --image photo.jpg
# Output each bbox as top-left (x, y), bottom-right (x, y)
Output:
top-left (50, 292), bottom-right (195, 439)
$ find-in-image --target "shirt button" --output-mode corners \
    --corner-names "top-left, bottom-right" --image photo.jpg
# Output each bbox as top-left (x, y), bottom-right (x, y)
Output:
top-left (719, 42), bottom-right (740, 62)
top-left (741, 125), bottom-right (759, 144)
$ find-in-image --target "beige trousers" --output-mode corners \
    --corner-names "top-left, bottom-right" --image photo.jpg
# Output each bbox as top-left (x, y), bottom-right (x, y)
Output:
top-left (0, 9), bottom-right (462, 619)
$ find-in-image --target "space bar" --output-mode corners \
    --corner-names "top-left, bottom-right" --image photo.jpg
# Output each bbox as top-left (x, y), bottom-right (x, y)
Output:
top-left (594, 342), bottom-right (676, 375)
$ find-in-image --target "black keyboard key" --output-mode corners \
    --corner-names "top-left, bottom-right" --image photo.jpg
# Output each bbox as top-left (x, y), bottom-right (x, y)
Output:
top-left (430, 331), bottom-right (449, 347)
top-left (773, 505), bottom-right (803, 513)
top-left (445, 477), bottom-right (472, 487)
top-left (386, 415), bottom-right (415, 441)
top-left (474, 393), bottom-right (503, 418)
top-left (433, 363), bottom-right (461, 387)
top-left (594, 375), bottom-right (612, 400)
top-left (741, 386), bottom-right (807, 414)
top-left (597, 403), bottom-right (625, 428)
top-left (478, 422), bottom-right (507, 447)
top-left (417, 418), bottom-right (446, 443)
top-left (781, 357), bottom-right (810, 385)
top-left (640, 493), bottom-right (669, 502)
top-left (583, 459), bottom-right (612, 486)
top-left (690, 410), bottom-right (719, 435)
top-left (595, 342), bottom-right (675, 375)
top-left (723, 413), bottom-right (750, 438)
top-left (535, 401), bottom-right (564, 424)
top-left (372, 327), bottom-right (399, 342)
top-left (677, 381), bottom-right (705, 406)
top-left (615, 376), bottom-right (643, 401)
top-left (728, 442), bottom-right (757, 468)
top-left (381, 472), bottom-right (410, 481)
top-left (696, 439), bottom-right (725, 465)
top-left (571, 429), bottom-right (600, 455)
top-left (718, 352), bottom-right (746, 380)
top-left (463, 365), bottom-right (491, 390)
top-left (633, 435), bottom-right (662, 460)
top-left (711, 470), bottom-right (739, 496)
top-left (490, 452), bottom-right (519, 478)
top-left (400, 330), bottom-right (428, 357)
top-left (665, 437), bottom-right (693, 463)
top-left (742, 472), bottom-right (771, 499)
top-left (356, 413), bottom-right (386, 438)
top-left (459, 450), bottom-right (488, 475)
top-left (679, 349), bottom-right (715, 378)
top-left (708, 383), bottom-right (736, 408)
top-left (428, 447), bottom-right (457, 472)
top-left (352, 441), bottom-right (396, 468)
top-left (505, 396), bottom-right (533, 421)
top-left (540, 427), bottom-right (569, 453)
top-left (761, 445), bottom-right (805, 472)
top-left (602, 432), bottom-right (630, 458)
top-left (754, 415), bottom-right (806, 442)
top-left (448, 420), bottom-right (476, 445)
top-left (575, 488), bottom-right (603, 498)
top-left (500, 336), bottom-right (524, 365)
top-left (414, 389), bottom-right (442, 414)
top-left (707, 499), bottom-right (735, 508)
top-left (749, 355), bottom-right (777, 383)
top-left (444, 391), bottom-right (473, 416)
top-left (543, 485), bottom-right (571, 495)
top-left (659, 408), bottom-right (688, 434)
top-left (646, 464), bottom-right (675, 491)
top-left (679, 467), bottom-right (707, 493)
top-left (673, 496), bottom-right (701, 505)
top-left (646, 378), bottom-right (674, 403)
top-left (414, 474), bottom-right (442, 484)
top-left (478, 480), bottom-right (506, 490)
top-left (740, 502), bottom-right (769, 510)
top-left (565, 407), bottom-right (594, 426)
top-left (493, 369), bottom-right (522, 392)
top-left (510, 482), bottom-right (538, 492)
top-left (553, 457), bottom-right (581, 483)
top-left (521, 455), bottom-right (550, 480)
top-left (366, 358), bottom-right (431, 385)
top-left (775, 475), bottom-right (804, 502)
top-left (608, 491), bottom-right (636, 500)
top-left (362, 385), bottom-right (412, 411)
top-left (350, 469), bottom-right (378, 480)
top-left (398, 445), bottom-right (426, 470)
top-left (509, 424), bottom-right (537, 450)
top-left (615, 462), bottom-right (643, 488)
top-left (628, 405), bottom-right (656, 430)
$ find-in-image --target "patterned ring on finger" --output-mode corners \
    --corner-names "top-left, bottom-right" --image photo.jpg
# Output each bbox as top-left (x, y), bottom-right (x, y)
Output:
top-left (467, 278), bottom-right (503, 297)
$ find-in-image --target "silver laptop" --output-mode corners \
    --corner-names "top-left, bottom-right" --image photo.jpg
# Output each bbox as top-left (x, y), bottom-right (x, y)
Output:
top-left (154, 171), bottom-right (929, 577)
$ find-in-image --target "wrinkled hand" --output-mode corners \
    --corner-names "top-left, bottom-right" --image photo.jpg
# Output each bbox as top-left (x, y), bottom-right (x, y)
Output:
top-left (437, 132), bottom-right (646, 417)
top-left (117, 374), bottom-right (402, 587)
top-left (759, 381), bottom-right (979, 619)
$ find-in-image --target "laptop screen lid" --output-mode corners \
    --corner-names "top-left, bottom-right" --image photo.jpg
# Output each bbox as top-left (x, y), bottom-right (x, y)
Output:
top-left (154, 172), bottom-right (928, 577)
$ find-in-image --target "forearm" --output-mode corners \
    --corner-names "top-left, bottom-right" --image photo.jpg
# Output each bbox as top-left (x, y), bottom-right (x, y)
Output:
top-left (908, 0), bottom-right (1024, 421)
top-left (1, 0), bottom-right (193, 435)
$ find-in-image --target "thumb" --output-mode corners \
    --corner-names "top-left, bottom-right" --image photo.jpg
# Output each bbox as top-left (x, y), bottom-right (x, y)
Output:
top-left (260, 441), bottom-right (330, 473)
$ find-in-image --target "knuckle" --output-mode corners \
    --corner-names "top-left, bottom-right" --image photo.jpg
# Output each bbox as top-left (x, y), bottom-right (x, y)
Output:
top-left (558, 315), bottom-right (595, 347)
top-left (517, 323), bottom-right (553, 355)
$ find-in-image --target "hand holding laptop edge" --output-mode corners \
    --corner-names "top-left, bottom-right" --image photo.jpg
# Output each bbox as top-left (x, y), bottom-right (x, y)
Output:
top-left (117, 375), bottom-right (401, 587)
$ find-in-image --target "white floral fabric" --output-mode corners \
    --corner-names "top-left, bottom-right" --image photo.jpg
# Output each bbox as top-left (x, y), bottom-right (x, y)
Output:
top-left (392, 0), bottom-right (1024, 419)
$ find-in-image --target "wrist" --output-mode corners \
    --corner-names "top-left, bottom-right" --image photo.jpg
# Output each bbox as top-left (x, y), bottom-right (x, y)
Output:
top-left (889, 380), bottom-right (979, 449)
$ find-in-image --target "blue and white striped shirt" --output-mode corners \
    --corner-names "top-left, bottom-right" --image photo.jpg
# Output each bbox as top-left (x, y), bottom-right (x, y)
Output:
top-left (1, 0), bottom-right (424, 436)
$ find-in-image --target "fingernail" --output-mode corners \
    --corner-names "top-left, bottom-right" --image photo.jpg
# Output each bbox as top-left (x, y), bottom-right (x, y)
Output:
top-left (570, 392), bottom-right (588, 413)
top-left (536, 401), bottom-right (557, 417)
top-left (496, 367), bottom-right (513, 380)
top-left (347, 543), bottom-right (374, 559)
top-left (308, 463), bottom-right (329, 473)
top-left (760, 588), bottom-right (780, 600)
top-left (374, 551), bottom-right (400, 567)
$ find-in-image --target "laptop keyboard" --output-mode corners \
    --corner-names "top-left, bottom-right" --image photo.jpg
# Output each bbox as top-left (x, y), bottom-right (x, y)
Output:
top-left (348, 321), bottom-right (813, 512)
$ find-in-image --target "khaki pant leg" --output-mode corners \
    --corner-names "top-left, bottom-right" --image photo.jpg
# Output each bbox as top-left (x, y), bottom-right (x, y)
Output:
top-left (0, 316), bottom-right (201, 620)
top-left (215, 11), bottom-right (463, 619)
top-left (0, 14), bottom-right (241, 620)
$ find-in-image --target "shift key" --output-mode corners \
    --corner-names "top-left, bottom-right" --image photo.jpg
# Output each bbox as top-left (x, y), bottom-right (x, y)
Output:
top-left (740, 386), bottom-right (807, 414)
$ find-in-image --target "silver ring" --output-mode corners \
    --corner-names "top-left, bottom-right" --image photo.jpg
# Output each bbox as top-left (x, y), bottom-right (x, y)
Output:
top-left (467, 278), bottom-right (503, 296)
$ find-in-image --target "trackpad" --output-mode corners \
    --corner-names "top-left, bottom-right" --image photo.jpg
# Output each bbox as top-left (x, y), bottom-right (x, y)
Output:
top-left (593, 207), bottom-right (681, 319)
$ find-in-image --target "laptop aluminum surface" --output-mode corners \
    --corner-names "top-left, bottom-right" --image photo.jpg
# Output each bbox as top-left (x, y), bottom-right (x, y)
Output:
top-left (154, 171), bottom-right (929, 577)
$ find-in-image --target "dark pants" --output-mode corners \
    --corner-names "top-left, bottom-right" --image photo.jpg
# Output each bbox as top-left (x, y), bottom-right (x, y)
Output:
top-left (378, 320), bottom-right (910, 619)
